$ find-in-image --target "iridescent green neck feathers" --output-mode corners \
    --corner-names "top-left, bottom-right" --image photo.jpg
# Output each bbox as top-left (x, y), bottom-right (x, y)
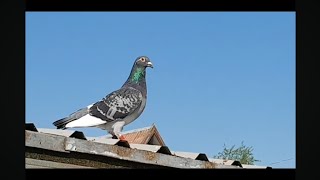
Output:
top-left (131, 67), bottom-right (145, 83)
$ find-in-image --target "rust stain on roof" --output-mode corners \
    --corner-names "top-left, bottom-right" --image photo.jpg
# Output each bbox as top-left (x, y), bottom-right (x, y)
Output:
top-left (25, 130), bottom-right (31, 141)
top-left (111, 145), bottom-right (133, 158)
top-left (204, 161), bottom-right (216, 169)
top-left (144, 151), bottom-right (158, 161)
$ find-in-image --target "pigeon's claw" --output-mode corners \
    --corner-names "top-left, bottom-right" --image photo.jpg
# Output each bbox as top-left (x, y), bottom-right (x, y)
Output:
top-left (119, 135), bottom-right (126, 141)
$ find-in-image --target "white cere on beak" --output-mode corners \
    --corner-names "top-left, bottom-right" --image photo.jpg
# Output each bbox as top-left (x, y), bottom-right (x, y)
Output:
top-left (147, 62), bottom-right (153, 68)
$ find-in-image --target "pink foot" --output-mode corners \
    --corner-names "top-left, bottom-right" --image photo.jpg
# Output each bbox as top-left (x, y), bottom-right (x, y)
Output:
top-left (119, 135), bottom-right (126, 141)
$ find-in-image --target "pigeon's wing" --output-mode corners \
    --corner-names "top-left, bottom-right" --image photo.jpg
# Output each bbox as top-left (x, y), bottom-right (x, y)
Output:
top-left (89, 87), bottom-right (143, 122)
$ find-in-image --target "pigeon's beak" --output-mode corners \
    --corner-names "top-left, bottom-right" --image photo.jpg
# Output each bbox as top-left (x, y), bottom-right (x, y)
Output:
top-left (147, 62), bottom-right (153, 68)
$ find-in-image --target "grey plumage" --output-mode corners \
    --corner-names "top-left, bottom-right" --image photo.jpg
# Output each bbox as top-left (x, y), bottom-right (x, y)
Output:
top-left (53, 56), bottom-right (153, 140)
top-left (90, 87), bottom-right (143, 122)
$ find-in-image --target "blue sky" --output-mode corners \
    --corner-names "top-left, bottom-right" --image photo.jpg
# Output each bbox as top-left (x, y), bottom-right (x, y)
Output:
top-left (26, 12), bottom-right (295, 168)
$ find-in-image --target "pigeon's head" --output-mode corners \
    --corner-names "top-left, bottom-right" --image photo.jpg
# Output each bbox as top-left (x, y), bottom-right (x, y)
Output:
top-left (135, 56), bottom-right (153, 69)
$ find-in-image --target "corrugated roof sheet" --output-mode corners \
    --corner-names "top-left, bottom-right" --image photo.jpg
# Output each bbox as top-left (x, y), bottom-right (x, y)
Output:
top-left (26, 129), bottom-right (236, 169)
top-left (87, 136), bottom-right (131, 147)
top-left (37, 128), bottom-right (87, 140)
top-left (130, 144), bottom-right (171, 155)
top-left (209, 158), bottom-right (242, 167)
top-left (171, 151), bottom-right (209, 161)
top-left (25, 123), bottom-right (270, 169)
top-left (26, 123), bottom-right (38, 132)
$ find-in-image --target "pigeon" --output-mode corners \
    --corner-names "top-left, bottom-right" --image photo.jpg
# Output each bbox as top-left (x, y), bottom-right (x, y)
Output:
top-left (53, 56), bottom-right (153, 141)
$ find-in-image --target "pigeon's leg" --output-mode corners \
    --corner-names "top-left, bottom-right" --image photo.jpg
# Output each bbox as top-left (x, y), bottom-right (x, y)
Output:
top-left (108, 131), bottom-right (118, 139)
top-left (107, 131), bottom-right (119, 139)
top-left (112, 121), bottom-right (126, 141)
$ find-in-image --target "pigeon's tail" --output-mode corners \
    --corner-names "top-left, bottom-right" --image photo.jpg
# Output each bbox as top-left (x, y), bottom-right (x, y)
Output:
top-left (53, 107), bottom-right (90, 129)
top-left (53, 117), bottom-right (74, 129)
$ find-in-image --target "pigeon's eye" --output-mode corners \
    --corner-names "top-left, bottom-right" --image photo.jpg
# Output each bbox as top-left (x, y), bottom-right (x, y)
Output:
top-left (140, 58), bottom-right (145, 62)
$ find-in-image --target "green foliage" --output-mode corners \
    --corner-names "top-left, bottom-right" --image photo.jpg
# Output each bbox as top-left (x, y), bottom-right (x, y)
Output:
top-left (213, 141), bottom-right (260, 165)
